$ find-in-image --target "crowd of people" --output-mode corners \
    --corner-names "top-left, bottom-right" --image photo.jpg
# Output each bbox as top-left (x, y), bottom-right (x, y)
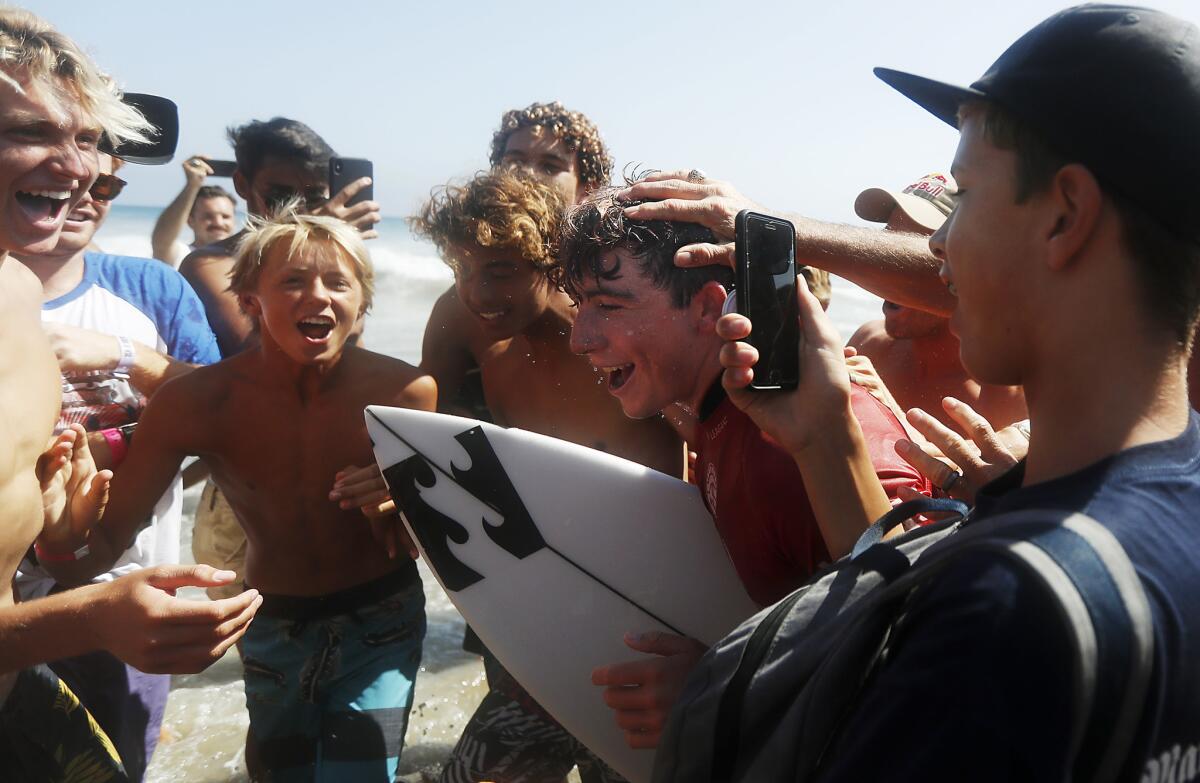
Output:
top-left (3, 3), bottom-right (1199, 782)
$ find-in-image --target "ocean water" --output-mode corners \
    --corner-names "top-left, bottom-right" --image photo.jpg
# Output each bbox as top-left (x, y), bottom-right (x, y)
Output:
top-left (94, 204), bottom-right (884, 780)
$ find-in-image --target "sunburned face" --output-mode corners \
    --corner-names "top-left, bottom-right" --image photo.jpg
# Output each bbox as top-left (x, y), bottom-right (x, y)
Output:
top-left (930, 112), bottom-right (1039, 385)
top-left (243, 240), bottom-right (365, 365)
top-left (451, 243), bottom-right (558, 340)
top-left (188, 196), bottom-right (236, 245)
top-left (568, 250), bottom-right (709, 419)
top-left (54, 153), bottom-right (115, 259)
top-left (500, 126), bottom-right (583, 204)
top-left (0, 69), bottom-right (100, 256)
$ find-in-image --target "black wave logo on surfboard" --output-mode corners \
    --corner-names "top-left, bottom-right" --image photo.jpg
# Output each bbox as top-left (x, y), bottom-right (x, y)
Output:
top-left (369, 410), bottom-right (685, 635)
top-left (383, 426), bottom-right (547, 592)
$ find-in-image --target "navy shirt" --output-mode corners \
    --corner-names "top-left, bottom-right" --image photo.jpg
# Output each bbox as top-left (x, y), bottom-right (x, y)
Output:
top-left (817, 415), bottom-right (1200, 782)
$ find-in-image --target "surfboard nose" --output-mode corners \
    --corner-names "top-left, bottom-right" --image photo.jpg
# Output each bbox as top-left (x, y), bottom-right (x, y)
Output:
top-left (364, 406), bottom-right (417, 472)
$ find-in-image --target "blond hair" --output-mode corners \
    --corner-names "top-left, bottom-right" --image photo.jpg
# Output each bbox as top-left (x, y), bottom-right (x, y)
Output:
top-left (0, 9), bottom-right (151, 148)
top-left (230, 206), bottom-right (375, 315)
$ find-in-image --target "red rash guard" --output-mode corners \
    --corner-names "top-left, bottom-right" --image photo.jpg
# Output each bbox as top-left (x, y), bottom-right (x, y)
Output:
top-left (693, 381), bottom-right (932, 606)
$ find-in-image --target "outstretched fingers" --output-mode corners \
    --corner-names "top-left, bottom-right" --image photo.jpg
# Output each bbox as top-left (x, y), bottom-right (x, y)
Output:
top-left (906, 407), bottom-right (983, 472)
top-left (942, 396), bottom-right (1012, 464)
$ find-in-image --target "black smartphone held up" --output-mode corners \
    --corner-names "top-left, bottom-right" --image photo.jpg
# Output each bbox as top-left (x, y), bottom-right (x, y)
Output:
top-left (734, 210), bottom-right (800, 391)
top-left (329, 157), bottom-right (373, 208)
top-left (206, 159), bottom-right (237, 177)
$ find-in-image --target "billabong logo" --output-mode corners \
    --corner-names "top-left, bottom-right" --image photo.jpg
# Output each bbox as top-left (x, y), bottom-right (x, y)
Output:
top-left (384, 426), bottom-right (547, 591)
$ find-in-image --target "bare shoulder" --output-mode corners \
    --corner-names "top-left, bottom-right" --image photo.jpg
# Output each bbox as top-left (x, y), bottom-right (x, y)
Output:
top-left (149, 357), bottom-right (237, 414)
top-left (0, 256), bottom-right (42, 298)
top-left (349, 348), bottom-right (437, 411)
top-left (179, 235), bottom-right (240, 277)
top-left (424, 284), bottom-right (494, 357)
top-left (847, 318), bottom-right (888, 353)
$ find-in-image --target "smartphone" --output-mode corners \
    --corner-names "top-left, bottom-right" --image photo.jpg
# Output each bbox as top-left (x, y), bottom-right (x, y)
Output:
top-left (734, 210), bottom-right (800, 391)
top-left (329, 157), bottom-right (373, 208)
top-left (206, 159), bottom-right (237, 177)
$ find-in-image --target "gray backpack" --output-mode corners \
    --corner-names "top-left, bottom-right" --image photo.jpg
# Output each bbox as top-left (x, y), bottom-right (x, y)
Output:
top-left (652, 501), bottom-right (1155, 783)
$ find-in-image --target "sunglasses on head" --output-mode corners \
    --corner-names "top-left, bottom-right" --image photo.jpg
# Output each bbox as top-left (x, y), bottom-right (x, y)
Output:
top-left (89, 173), bottom-right (127, 202)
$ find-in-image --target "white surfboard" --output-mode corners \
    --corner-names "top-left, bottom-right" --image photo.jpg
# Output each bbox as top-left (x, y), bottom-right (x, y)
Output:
top-left (365, 406), bottom-right (757, 783)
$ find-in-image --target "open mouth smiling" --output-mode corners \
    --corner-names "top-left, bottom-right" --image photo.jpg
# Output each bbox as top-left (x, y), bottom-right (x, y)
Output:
top-left (600, 363), bottom-right (635, 391)
top-left (16, 188), bottom-right (71, 225)
top-left (297, 316), bottom-right (334, 341)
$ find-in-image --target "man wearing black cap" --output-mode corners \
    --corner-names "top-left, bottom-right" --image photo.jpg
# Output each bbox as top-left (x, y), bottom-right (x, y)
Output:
top-left (647, 5), bottom-right (1200, 780)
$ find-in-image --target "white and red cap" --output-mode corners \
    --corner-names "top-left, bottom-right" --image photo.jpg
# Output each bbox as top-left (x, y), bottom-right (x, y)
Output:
top-left (854, 172), bottom-right (958, 232)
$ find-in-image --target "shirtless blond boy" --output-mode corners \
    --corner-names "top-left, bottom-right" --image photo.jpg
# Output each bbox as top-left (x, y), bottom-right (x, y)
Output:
top-left (39, 211), bottom-right (436, 782)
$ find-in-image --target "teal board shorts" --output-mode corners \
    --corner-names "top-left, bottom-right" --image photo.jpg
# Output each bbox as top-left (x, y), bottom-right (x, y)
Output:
top-left (241, 564), bottom-right (425, 783)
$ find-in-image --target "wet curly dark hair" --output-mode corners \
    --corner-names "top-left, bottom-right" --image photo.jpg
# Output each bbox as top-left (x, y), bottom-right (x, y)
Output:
top-left (557, 178), bottom-right (732, 308)
top-left (489, 101), bottom-right (614, 190)
top-left (409, 170), bottom-right (566, 275)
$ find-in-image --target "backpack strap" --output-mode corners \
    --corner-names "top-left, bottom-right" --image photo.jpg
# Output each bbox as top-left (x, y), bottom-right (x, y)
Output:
top-left (964, 511), bottom-right (1155, 783)
top-left (711, 495), bottom-right (966, 781)
top-left (710, 589), bottom-right (806, 782)
top-left (850, 496), bottom-right (970, 558)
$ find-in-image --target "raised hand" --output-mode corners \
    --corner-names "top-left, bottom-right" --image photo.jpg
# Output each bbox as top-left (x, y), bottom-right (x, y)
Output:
top-left (717, 280), bottom-right (852, 455)
top-left (617, 170), bottom-right (763, 270)
top-left (895, 397), bottom-right (1025, 503)
top-left (38, 424), bottom-right (111, 552)
top-left (314, 178), bottom-right (381, 239)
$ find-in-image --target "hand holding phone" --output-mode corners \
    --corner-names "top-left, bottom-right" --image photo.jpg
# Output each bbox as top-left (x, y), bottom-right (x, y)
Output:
top-left (205, 159), bottom-right (237, 177)
top-left (734, 210), bottom-right (799, 391)
top-left (322, 157), bottom-right (380, 237)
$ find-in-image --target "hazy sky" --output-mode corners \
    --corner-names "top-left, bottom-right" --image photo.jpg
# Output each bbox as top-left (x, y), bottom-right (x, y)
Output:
top-left (37, 0), bottom-right (1200, 223)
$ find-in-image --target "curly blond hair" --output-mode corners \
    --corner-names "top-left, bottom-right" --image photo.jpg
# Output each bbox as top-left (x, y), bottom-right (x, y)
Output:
top-left (409, 171), bottom-right (566, 275)
top-left (489, 101), bottom-right (613, 190)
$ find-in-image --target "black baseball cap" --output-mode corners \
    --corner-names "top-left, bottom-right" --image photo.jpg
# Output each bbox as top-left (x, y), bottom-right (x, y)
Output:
top-left (875, 4), bottom-right (1200, 242)
top-left (98, 92), bottom-right (179, 166)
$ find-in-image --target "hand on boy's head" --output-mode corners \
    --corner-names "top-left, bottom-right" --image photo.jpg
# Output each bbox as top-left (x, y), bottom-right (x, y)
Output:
top-left (316, 177), bottom-right (381, 239)
top-left (591, 630), bottom-right (708, 750)
top-left (618, 170), bottom-right (763, 270)
top-left (92, 565), bottom-right (262, 674)
top-left (717, 282), bottom-right (852, 456)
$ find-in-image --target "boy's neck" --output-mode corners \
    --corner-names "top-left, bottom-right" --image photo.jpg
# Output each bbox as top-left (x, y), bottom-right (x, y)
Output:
top-left (1022, 334), bottom-right (1190, 487)
top-left (255, 338), bottom-right (350, 401)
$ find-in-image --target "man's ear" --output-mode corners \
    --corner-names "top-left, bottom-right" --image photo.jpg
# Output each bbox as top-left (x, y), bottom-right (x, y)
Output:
top-left (1044, 163), bottom-right (1103, 272)
top-left (692, 281), bottom-right (729, 334)
top-left (233, 170), bottom-right (251, 201)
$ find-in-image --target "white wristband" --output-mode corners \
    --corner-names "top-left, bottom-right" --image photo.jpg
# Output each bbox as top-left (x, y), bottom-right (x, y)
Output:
top-left (113, 335), bottom-right (135, 378)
